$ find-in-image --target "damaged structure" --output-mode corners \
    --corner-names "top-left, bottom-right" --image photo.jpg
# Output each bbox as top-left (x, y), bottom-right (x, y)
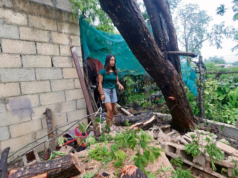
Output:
top-left (0, 0), bottom-right (88, 161)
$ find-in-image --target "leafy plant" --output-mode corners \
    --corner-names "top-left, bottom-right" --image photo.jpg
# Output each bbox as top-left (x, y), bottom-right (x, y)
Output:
top-left (82, 171), bottom-right (96, 178)
top-left (171, 156), bottom-right (183, 168)
top-left (171, 168), bottom-right (194, 178)
top-left (184, 134), bottom-right (201, 158)
top-left (156, 163), bottom-right (172, 175)
top-left (58, 136), bottom-right (67, 147)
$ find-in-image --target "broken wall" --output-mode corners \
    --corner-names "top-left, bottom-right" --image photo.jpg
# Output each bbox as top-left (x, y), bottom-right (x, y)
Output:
top-left (0, 0), bottom-right (87, 160)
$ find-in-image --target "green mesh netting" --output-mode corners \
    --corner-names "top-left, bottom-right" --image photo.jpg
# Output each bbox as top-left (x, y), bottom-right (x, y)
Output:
top-left (79, 17), bottom-right (197, 96)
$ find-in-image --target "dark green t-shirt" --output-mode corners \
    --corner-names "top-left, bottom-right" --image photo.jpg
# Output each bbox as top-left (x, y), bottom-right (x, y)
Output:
top-left (99, 69), bottom-right (117, 89)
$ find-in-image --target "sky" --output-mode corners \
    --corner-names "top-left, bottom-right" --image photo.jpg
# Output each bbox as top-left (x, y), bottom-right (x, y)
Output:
top-left (175, 0), bottom-right (238, 62)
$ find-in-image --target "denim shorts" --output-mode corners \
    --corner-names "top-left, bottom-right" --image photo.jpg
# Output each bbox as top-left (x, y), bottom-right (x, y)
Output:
top-left (102, 88), bottom-right (117, 104)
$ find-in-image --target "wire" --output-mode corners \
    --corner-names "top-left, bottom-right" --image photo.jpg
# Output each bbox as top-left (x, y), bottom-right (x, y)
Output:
top-left (39, 0), bottom-right (58, 19)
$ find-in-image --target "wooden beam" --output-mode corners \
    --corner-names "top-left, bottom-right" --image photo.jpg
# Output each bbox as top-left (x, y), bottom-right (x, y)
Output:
top-left (44, 108), bottom-right (55, 151)
top-left (167, 51), bottom-right (198, 57)
top-left (9, 154), bottom-right (81, 178)
top-left (0, 147), bottom-right (10, 178)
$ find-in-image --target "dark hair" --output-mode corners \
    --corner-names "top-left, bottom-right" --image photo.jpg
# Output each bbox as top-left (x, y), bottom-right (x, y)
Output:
top-left (104, 54), bottom-right (118, 75)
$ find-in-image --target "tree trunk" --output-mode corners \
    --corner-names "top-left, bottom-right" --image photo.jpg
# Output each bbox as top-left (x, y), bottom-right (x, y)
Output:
top-left (9, 154), bottom-right (81, 178)
top-left (98, 0), bottom-right (196, 132)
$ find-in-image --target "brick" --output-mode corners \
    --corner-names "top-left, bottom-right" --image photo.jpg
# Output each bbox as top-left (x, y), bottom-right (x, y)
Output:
top-left (10, 119), bottom-right (42, 138)
top-left (0, 127), bottom-right (10, 141)
top-left (74, 79), bottom-right (81, 88)
top-left (51, 79), bottom-right (74, 91)
top-left (37, 43), bottom-right (59, 55)
top-left (70, 35), bottom-right (81, 46)
top-left (60, 45), bottom-right (81, 56)
top-left (65, 89), bottom-right (83, 101)
top-left (58, 22), bottom-right (79, 35)
top-left (2, 39), bottom-right (36, 54)
top-left (63, 68), bottom-right (78, 79)
top-left (29, 15), bottom-right (57, 31)
top-left (52, 57), bottom-right (73, 67)
top-left (20, 27), bottom-right (49, 42)
top-left (0, 24), bottom-right (19, 39)
top-left (0, 111), bottom-right (31, 127)
top-left (0, 8), bottom-right (27, 25)
top-left (1, 133), bottom-right (37, 153)
top-left (36, 68), bottom-right (62, 80)
top-left (22, 55), bottom-right (52, 68)
top-left (52, 32), bottom-right (70, 45)
top-left (60, 101), bottom-right (77, 113)
top-left (0, 68), bottom-right (35, 82)
top-left (77, 99), bottom-right (86, 109)
top-left (67, 13), bottom-right (79, 24)
top-left (0, 83), bottom-right (20, 98)
top-left (67, 109), bottom-right (88, 124)
top-left (6, 94), bottom-right (40, 111)
top-left (0, 54), bottom-right (21, 67)
top-left (21, 81), bottom-right (51, 94)
top-left (0, 0), bottom-right (13, 7)
top-left (0, 101), bottom-right (6, 113)
top-left (40, 91), bottom-right (65, 105)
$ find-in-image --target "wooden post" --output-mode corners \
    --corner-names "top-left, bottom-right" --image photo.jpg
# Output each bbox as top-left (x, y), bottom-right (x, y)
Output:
top-left (44, 108), bottom-right (55, 151)
top-left (0, 147), bottom-right (10, 178)
top-left (197, 56), bottom-right (206, 118)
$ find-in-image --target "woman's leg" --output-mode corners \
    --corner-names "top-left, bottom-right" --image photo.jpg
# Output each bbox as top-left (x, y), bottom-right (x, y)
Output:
top-left (104, 102), bottom-right (113, 126)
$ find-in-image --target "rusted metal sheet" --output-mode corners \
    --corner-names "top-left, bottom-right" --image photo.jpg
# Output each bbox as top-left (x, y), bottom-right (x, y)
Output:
top-left (70, 46), bottom-right (100, 137)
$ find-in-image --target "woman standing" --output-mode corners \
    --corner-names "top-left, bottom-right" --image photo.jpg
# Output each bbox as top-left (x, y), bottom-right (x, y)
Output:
top-left (98, 54), bottom-right (124, 128)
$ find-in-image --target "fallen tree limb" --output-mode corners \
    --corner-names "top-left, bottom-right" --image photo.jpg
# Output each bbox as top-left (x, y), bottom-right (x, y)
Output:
top-left (196, 71), bottom-right (238, 74)
top-left (167, 51), bottom-right (198, 57)
top-left (0, 147), bottom-right (10, 178)
top-left (121, 108), bottom-right (133, 116)
top-left (9, 154), bottom-right (81, 178)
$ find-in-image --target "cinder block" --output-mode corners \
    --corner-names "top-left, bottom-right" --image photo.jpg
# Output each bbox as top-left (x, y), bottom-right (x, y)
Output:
top-left (0, 54), bottom-right (21, 67)
top-left (31, 105), bottom-right (52, 120)
top-left (52, 32), bottom-right (70, 45)
top-left (74, 79), bottom-right (81, 88)
top-left (51, 79), bottom-right (74, 91)
top-left (0, 68), bottom-right (35, 82)
top-left (10, 119), bottom-right (42, 138)
top-left (63, 68), bottom-right (78, 79)
top-left (58, 22), bottom-right (79, 35)
top-left (0, 83), bottom-right (20, 98)
top-left (6, 94), bottom-right (40, 110)
top-left (21, 81), bottom-right (51, 94)
top-left (0, 133), bottom-right (37, 153)
top-left (67, 109), bottom-right (88, 124)
top-left (40, 91), bottom-right (65, 105)
top-left (0, 24), bottom-right (19, 39)
top-left (60, 100), bottom-right (77, 113)
top-left (55, 0), bottom-right (72, 12)
top-left (37, 43), bottom-right (59, 56)
top-left (52, 113), bottom-right (68, 128)
top-left (0, 101), bottom-right (6, 113)
top-left (0, 0), bottom-right (13, 7)
top-left (77, 99), bottom-right (86, 109)
top-left (20, 27), bottom-right (49, 42)
top-left (36, 68), bottom-right (62, 80)
top-left (60, 45), bottom-right (81, 57)
top-left (35, 129), bottom-right (48, 142)
top-left (0, 127), bottom-right (10, 141)
top-left (22, 55), bottom-right (52, 68)
top-left (28, 15), bottom-right (57, 31)
top-left (0, 111), bottom-right (31, 127)
top-left (70, 35), bottom-right (81, 46)
top-left (0, 8), bottom-right (27, 25)
top-left (65, 89), bottom-right (83, 101)
top-left (52, 57), bottom-right (73, 67)
top-left (2, 39), bottom-right (36, 54)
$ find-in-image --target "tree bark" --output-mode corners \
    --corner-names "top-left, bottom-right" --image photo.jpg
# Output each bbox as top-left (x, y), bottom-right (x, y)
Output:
top-left (9, 154), bottom-right (81, 178)
top-left (98, 0), bottom-right (196, 132)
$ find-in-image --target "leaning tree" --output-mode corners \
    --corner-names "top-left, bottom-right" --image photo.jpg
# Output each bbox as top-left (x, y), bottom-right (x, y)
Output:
top-left (98, 0), bottom-right (197, 132)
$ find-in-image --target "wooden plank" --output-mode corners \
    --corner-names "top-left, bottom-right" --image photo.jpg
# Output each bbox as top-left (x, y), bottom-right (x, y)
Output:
top-left (0, 147), bottom-right (10, 178)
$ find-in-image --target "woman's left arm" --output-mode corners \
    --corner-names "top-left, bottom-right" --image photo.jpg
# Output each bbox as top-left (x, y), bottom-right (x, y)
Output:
top-left (116, 75), bottom-right (124, 90)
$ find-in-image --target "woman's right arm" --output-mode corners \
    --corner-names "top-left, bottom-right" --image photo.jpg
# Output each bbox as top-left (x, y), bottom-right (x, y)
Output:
top-left (98, 74), bottom-right (105, 101)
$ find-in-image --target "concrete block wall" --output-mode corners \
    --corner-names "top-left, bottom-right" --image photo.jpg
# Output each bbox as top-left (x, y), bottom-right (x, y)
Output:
top-left (0, 0), bottom-right (87, 160)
